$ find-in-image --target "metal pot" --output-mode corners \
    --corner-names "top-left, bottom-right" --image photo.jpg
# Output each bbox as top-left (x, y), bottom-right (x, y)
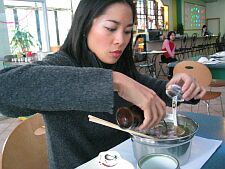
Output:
top-left (131, 114), bottom-right (198, 165)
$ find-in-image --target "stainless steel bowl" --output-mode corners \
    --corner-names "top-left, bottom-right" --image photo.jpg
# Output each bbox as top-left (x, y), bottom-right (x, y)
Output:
top-left (131, 114), bottom-right (198, 165)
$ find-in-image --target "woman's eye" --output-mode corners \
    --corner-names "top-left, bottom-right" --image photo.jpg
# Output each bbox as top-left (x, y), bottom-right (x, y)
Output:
top-left (125, 30), bottom-right (132, 34)
top-left (105, 27), bottom-right (116, 32)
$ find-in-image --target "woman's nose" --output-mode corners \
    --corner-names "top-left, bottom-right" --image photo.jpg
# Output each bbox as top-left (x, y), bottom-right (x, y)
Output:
top-left (114, 32), bottom-right (125, 45)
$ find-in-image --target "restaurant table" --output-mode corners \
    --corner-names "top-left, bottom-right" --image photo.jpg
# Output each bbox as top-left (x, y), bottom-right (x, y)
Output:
top-left (167, 60), bottom-right (225, 80)
top-left (76, 112), bottom-right (224, 169)
top-left (138, 50), bottom-right (166, 77)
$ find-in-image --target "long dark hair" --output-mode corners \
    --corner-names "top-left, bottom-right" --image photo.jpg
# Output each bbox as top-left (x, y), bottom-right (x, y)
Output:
top-left (167, 31), bottom-right (176, 40)
top-left (60, 0), bottom-right (137, 77)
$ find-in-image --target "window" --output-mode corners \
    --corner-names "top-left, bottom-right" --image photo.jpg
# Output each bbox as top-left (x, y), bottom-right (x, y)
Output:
top-left (135, 0), bottom-right (168, 31)
top-left (1, 0), bottom-right (79, 54)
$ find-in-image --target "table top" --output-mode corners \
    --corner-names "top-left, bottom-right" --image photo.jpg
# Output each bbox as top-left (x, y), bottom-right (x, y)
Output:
top-left (77, 112), bottom-right (225, 169)
top-left (180, 112), bottom-right (225, 169)
top-left (139, 50), bottom-right (166, 54)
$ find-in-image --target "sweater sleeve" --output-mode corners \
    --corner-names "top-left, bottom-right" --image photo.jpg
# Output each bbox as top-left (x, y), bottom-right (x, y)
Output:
top-left (134, 72), bottom-right (172, 106)
top-left (162, 40), bottom-right (174, 57)
top-left (0, 54), bottom-right (114, 117)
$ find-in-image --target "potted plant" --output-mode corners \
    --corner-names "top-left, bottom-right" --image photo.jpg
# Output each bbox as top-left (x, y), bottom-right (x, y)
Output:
top-left (177, 23), bottom-right (184, 35)
top-left (10, 25), bottom-right (38, 58)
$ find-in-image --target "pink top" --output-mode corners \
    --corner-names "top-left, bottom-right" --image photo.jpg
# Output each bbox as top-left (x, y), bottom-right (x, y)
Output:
top-left (162, 39), bottom-right (176, 59)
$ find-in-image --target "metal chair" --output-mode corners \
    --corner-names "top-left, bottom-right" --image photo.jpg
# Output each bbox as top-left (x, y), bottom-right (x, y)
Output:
top-left (199, 80), bottom-right (225, 116)
top-left (173, 61), bottom-right (224, 115)
top-left (156, 55), bottom-right (168, 78)
top-left (175, 33), bottom-right (191, 60)
top-left (133, 35), bottom-right (154, 77)
top-left (190, 33), bottom-right (201, 56)
top-left (1, 113), bottom-right (48, 169)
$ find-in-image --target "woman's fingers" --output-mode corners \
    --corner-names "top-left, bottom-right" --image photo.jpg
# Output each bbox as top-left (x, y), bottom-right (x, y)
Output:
top-left (139, 96), bottom-right (166, 130)
top-left (168, 73), bottom-right (207, 101)
top-left (113, 71), bottom-right (166, 130)
top-left (182, 81), bottom-right (197, 100)
top-left (194, 86), bottom-right (206, 99)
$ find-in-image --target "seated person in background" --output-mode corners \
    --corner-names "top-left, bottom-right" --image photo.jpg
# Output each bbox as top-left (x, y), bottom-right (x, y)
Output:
top-left (201, 25), bottom-right (209, 36)
top-left (161, 31), bottom-right (177, 63)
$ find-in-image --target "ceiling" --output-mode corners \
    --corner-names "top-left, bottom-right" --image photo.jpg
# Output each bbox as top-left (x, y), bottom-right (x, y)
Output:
top-left (201, 0), bottom-right (217, 3)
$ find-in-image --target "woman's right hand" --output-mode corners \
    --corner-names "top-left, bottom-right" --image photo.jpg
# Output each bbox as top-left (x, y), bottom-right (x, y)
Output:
top-left (113, 71), bottom-right (166, 130)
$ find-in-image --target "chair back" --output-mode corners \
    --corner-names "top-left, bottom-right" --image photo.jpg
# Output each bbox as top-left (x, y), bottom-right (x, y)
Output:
top-left (180, 33), bottom-right (188, 49)
top-left (173, 61), bottom-right (212, 87)
top-left (50, 45), bottom-right (60, 53)
top-left (1, 113), bottom-right (48, 169)
top-left (190, 33), bottom-right (198, 48)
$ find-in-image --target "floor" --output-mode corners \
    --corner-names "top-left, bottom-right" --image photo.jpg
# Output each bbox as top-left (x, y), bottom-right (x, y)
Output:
top-left (0, 73), bottom-right (224, 154)
top-left (0, 117), bottom-right (22, 152)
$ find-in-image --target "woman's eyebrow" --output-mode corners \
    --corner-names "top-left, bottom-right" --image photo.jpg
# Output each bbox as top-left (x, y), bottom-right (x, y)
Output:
top-left (106, 19), bottom-right (133, 27)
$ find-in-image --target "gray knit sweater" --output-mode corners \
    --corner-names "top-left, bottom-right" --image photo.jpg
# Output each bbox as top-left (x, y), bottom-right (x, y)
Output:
top-left (0, 51), bottom-right (171, 169)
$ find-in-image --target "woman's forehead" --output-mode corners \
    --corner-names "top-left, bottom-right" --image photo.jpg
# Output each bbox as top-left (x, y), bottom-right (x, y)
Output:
top-left (95, 3), bottom-right (133, 23)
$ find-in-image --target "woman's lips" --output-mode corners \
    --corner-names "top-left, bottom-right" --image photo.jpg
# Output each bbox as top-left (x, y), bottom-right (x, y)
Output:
top-left (110, 51), bottom-right (122, 58)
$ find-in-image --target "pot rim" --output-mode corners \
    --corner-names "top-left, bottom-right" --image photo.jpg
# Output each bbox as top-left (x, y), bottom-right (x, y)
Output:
top-left (130, 114), bottom-right (199, 143)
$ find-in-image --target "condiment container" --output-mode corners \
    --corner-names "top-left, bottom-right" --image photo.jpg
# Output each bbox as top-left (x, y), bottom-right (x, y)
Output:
top-left (98, 151), bottom-right (134, 169)
top-left (116, 105), bottom-right (144, 129)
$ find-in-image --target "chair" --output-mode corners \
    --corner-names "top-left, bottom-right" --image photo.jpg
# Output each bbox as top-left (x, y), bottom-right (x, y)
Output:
top-left (175, 33), bottom-right (191, 60)
top-left (205, 35), bottom-right (214, 55)
top-left (133, 35), bottom-right (154, 77)
top-left (1, 113), bottom-right (48, 169)
top-left (156, 55), bottom-right (168, 78)
top-left (173, 61), bottom-right (224, 115)
top-left (50, 45), bottom-right (60, 53)
top-left (196, 36), bottom-right (208, 55)
top-left (190, 33), bottom-right (201, 56)
top-left (216, 33), bottom-right (225, 52)
top-left (201, 79), bottom-right (225, 116)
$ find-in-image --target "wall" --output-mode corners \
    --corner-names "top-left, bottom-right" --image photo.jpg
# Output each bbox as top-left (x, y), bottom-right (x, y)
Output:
top-left (181, 0), bottom-right (205, 36)
top-left (180, 0), bottom-right (225, 37)
top-left (162, 0), bottom-right (174, 31)
top-left (0, 0), bottom-right (10, 59)
top-left (206, 0), bottom-right (225, 36)
top-left (162, 0), bottom-right (206, 36)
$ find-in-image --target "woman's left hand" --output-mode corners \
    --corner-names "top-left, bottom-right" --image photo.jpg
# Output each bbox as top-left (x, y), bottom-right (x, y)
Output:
top-left (166, 73), bottom-right (206, 101)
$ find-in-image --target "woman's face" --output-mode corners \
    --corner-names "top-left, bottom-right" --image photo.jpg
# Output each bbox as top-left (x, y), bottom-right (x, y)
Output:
top-left (87, 3), bottom-right (133, 64)
top-left (170, 33), bottom-right (176, 41)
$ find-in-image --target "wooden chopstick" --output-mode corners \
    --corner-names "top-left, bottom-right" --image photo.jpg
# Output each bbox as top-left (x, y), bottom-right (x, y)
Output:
top-left (88, 115), bottom-right (157, 140)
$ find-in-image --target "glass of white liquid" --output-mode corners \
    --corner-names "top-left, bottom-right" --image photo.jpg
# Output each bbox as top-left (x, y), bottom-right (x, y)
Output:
top-left (137, 154), bottom-right (180, 169)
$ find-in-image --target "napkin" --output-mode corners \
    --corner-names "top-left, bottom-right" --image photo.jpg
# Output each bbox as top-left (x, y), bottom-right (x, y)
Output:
top-left (111, 136), bottom-right (222, 169)
top-left (197, 57), bottom-right (220, 64)
top-left (181, 136), bottom-right (222, 169)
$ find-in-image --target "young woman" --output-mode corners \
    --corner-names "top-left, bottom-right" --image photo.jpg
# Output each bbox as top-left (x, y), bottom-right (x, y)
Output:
top-left (0, 0), bottom-right (206, 168)
top-left (161, 31), bottom-right (177, 63)
top-left (201, 25), bottom-right (209, 36)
